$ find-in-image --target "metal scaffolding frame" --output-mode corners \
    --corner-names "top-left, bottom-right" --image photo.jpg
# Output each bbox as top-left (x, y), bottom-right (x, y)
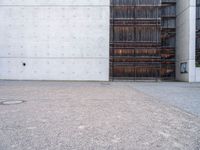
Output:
top-left (197, 0), bottom-right (200, 67)
top-left (161, 0), bottom-right (176, 79)
top-left (110, 0), bottom-right (176, 80)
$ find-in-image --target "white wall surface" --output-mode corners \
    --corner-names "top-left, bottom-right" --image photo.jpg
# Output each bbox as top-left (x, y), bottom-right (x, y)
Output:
top-left (0, 0), bottom-right (110, 81)
top-left (176, 0), bottom-right (196, 82)
top-left (196, 68), bottom-right (200, 82)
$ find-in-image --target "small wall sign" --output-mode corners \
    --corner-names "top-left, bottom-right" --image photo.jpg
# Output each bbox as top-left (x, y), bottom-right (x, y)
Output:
top-left (180, 62), bottom-right (188, 74)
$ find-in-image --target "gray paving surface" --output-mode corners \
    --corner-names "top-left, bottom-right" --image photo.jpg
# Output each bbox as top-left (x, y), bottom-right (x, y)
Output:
top-left (128, 82), bottom-right (200, 117)
top-left (0, 81), bottom-right (200, 150)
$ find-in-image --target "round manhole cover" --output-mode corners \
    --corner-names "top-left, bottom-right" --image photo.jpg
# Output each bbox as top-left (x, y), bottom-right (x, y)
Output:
top-left (0, 100), bottom-right (25, 105)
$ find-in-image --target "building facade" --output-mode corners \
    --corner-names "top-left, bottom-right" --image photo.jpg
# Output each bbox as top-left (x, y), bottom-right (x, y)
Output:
top-left (176, 0), bottom-right (199, 82)
top-left (110, 0), bottom-right (176, 80)
top-left (0, 0), bottom-right (110, 81)
top-left (0, 0), bottom-right (199, 82)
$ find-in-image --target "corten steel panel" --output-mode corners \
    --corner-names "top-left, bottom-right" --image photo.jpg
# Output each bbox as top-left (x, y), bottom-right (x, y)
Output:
top-left (110, 0), bottom-right (176, 80)
top-left (0, 1), bottom-right (110, 81)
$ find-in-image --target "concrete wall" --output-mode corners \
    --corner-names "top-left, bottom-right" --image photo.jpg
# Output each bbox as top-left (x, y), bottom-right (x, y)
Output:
top-left (0, 0), bottom-right (110, 81)
top-left (196, 68), bottom-right (200, 81)
top-left (176, 0), bottom-right (196, 82)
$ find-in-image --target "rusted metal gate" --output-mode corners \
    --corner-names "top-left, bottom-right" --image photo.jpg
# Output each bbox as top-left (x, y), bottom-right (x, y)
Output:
top-left (110, 0), bottom-right (176, 80)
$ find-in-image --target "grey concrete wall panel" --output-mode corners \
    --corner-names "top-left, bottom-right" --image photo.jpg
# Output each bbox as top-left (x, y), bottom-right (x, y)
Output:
top-left (0, 0), bottom-right (109, 6)
top-left (0, 58), bottom-right (108, 80)
top-left (0, 1), bottom-right (110, 81)
top-left (176, 0), bottom-right (196, 82)
top-left (196, 68), bottom-right (200, 82)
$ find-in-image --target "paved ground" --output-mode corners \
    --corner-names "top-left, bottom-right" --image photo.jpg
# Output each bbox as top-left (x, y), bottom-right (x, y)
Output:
top-left (0, 81), bottom-right (200, 150)
top-left (128, 82), bottom-right (200, 117)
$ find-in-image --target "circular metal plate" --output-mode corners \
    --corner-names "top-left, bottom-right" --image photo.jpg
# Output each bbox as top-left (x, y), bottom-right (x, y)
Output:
top-left (0, 100), bottom-right (25, 105)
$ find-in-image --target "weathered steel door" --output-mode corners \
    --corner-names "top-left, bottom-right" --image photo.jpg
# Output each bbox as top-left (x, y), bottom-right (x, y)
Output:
top-left (110, 0), bottom-right (176, 80)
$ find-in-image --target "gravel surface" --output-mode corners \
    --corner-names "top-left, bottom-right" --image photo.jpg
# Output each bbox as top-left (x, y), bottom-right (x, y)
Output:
top-left (0, 81), bottom-right (200, 150)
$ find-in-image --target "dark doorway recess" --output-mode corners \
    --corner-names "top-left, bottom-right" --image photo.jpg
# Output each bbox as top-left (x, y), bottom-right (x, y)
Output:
top-left (110, 0), bottom-right (176, 81)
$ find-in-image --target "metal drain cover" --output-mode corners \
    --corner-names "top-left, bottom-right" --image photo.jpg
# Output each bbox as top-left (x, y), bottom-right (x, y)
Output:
top-left (0, 100), bottom-right (25, 105)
